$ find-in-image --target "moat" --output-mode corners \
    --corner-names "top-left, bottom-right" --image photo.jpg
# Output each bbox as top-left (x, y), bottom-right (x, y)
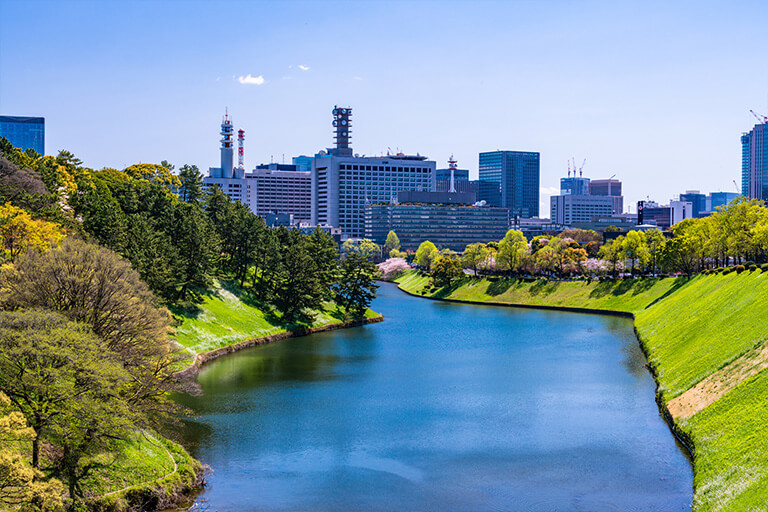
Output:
top-left (176, 282), bottom-right (692, 511)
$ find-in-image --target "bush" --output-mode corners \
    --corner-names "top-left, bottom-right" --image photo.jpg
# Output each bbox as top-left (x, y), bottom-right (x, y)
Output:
top-left (723, 267), bottom-right (734, 275)
top-left (735, 265), bottom-right (746, 274)
top-left (761, 263), bottom-right (768, 271)
top-left (749, 264), bottom-right (757, 271)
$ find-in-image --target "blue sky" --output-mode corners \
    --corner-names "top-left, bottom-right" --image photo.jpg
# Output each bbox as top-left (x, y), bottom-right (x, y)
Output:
top-left (1, 0), bottom-right (767, 214)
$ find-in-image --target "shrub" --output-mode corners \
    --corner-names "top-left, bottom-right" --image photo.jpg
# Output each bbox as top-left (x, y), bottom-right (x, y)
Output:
top-left (761, 263), bottom-right (768, 271)
top-left (749, 264), bottom-right (757, 271)
top-left (735, 265), bottom-right (746, 274)
top-left (723, 267), bottom-right (734, 274)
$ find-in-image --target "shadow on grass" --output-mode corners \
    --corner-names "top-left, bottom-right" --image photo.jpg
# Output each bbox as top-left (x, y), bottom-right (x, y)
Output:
top-left (487, 278), bottom-right (514, 297)
top-left (433, 277), bottom-right (471, 299)
top-left (643, 276), bottom-right (691, 309)
top-left (529, 279), bottom-right (561, 297)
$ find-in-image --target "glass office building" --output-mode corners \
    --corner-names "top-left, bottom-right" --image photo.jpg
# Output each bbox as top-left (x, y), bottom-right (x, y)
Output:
top-left (742, 122), bottom-right (768, 201)
top-left (478, 150), bottom-right (539, 218)
top-left (0, 116), bottom-right (45, 154)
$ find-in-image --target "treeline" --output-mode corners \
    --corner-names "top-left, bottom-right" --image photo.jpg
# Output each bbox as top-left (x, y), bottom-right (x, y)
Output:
top-left (381, 197), bottom-right (768, 286)
top-left (0, 138), bottom-right (378, 511)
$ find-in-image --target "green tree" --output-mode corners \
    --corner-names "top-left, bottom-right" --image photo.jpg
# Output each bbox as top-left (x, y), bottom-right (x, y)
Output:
top-left (598, 236), bottom-right (625, 278)
top-left (644, 229), bottom-right (666, 275)
top-left (335, 252), bottom-right (379, 317)
top-left (308, 228), bottom-right (340, 299)
top-left (341, 238), bottom-right (381, 260)
top-left (383, 230), bottom-right (400, 256)
top-left (178, 164), bottom-right (203, 203)
top-left (272, 228), bottom-right (323, 322)
top-left (0, 239), bottom-right (177, 426)
top-left (461, 243), bottom-right (489, 275)
top-left (496, 229), bottom-right (528, 274)
top-left (430, 256), bottom-right (464, 287)
top-left (415, 240), bottom-right (440, 269)
top-left (124, 163), bottom-right (182, 193)
top-left (170, 202), bottom-right (220, 301)
top-left (621, 230), bottom-right (649, 275)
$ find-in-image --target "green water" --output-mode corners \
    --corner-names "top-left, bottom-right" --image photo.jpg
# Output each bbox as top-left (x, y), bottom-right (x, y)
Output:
top-left (177, 283), bottom-right (692, 511)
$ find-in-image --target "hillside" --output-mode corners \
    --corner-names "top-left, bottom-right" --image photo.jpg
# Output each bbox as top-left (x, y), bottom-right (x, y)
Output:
top-left (172, 279), bottom-right (381, 370)
top-left (396, 269), bottom-right (768, 512)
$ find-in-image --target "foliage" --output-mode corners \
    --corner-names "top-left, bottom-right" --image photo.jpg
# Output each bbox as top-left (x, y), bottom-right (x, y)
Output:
top-left (430, 256), bottom-right (464, 288)
top-left (0, 239), bottom-right (176, 430)
top-left (496, 229), bottom-right (528, 274)
top-left (383, 230), bottom-right (400, 255)
top-left (271, 228), bottom-right (324, 322)
top-left (460, 243), bottom-right (489, 275)
top-left (0, 204), bottom-right (64, 262)
top-left (341, 238), bottom-right (380, 260)
top-left (0, 393), bottom-right (64, 512)
top-left (123, 163), bottom-right (181, 193)
top-left (415, 240), bottom-right (439, 269)
top-left (335, 253), bottom-right (379, 317)
top-left (178, 164), bottom-right (203, 203)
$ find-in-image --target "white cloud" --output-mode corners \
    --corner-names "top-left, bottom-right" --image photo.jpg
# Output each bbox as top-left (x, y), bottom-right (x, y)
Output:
top-left (298, 64), bottom-right (310, 71)
top-left (540, 186), bottom-right (558, 196)
top-left (238, 74), bottom-right (265, 85)
top-left (353, 76), bottom-right (363, 81)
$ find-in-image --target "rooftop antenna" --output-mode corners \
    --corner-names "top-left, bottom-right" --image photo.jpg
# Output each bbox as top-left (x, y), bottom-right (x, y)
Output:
top-left (567, 160), bottom-right (571, 177)
top-left (448, 154), bottom-right (458, 193)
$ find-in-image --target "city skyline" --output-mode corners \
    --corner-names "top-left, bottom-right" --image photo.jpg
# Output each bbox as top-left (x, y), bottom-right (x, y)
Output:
top-left (1, 0), bottom-right (768, 215)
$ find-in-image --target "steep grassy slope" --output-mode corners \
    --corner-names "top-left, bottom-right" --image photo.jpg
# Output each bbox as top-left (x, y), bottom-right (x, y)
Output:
top-left (172, 280), bottom-right (379, 358)
top-left (396, 269), bottom-right (768, 512)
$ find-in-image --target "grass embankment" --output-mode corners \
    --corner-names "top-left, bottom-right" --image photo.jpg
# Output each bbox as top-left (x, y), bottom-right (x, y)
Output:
top-left (83, 433), bottom-right (202, 511)
top-left (396, 269), bottom-right (768, 512)
top-left (171, 279), bottom-right (381, 371)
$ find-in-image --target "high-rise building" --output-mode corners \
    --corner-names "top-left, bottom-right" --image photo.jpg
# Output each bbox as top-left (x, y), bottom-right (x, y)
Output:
top-left (560, 176), bottom-right (590, 196)
top-left (709, 192), bottom-right (739, 212)
top-left (0, 116), bottom-right (45, 154)
top-left (478, 150), bottom-right (539, 218)
top-left (680, 191), bottom-right (707, 218)
top-left (589, 178), bottom-right (623, 214)
top-left (365, 191), bottom-right (509, 252)
top-left (311, 106), bottom-right (436, 238)
top-left (742, 119), bottom-right (768, 201)
top-left (245, 167), bottom-right (311, 222)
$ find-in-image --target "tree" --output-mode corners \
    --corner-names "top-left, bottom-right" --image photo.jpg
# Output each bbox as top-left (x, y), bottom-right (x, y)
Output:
top-left (496, 229), bottom-right (528, 274)
top-left (0, 204), bottom-right (64, 262)
top-left (377, 257), bottom-right (410, 280)
top-left (430, 256), bottom-right (464, 287)
top-left (308, 228), bottom-right (339, 299)
top-left (383, 230), bottom-right (400, 256)
top-left (272, 228), bottom-right (323, 322)
top-left (178, 164), bottom-right (203, 203)
top-left (461, 243), bottom-right (489, 275)
top-left (169, 202), bottom-right (219, 301)
top-left (415, 240), bottom-right (440, 269)
top-left (0, 239), bottom-right (176, 426)
top-left (598, 236), bottom-right (625, 278)
top-left (123, 163), bottom-right (182, 193)
top-left (644, 229), bottom-right (666, 275)
top-left (0, 392), bottom-right (63, 512)
top-left (341, 238), bottom-right (380, 260)
top-left (0, 157), bottom-right (52, 214)
top-left (335, 252), bottom-right (379, 317)
top-left (621, 230), bottom-right (649, 275)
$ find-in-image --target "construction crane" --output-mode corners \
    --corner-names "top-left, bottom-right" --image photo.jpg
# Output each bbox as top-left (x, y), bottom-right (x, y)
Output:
top-left (750, 110), bottom-right (768, 124)
top-left (578, 158), bottom-right (586, 176)
top-left (733, 180), bottom-right (741, 194)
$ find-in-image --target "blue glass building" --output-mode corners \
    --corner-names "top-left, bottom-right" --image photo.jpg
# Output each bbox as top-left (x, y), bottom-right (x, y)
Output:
top-left (742, 122), bottom-right (768, 201)
top-left (0, 116), bottom-right (45, 154)
top-left (478, 150), bottom-right (539, 218)
top-left (680, 191), bottom-right (707, 218)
